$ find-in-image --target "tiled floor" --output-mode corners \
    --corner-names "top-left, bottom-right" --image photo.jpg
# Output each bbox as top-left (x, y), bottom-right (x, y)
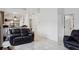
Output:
top-left (14, 39), bottom-right (67, 50)
top-left (14, 33), bottom-right (67, 50)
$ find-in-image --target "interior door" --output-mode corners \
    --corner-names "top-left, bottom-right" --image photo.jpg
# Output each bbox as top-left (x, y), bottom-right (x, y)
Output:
top-left (64, 14), bottom-right (74, 36)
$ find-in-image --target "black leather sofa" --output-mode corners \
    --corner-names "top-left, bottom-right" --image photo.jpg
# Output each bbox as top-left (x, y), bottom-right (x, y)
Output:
top-left (9, 28), bottom-right (34, 46)
top-left (64, 30), bottom-right (79, 50)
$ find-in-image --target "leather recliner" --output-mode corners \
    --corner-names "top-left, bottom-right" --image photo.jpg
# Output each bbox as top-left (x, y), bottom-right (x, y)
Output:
top-left (9, 28), bottom-right (34, 46)
top-left (64, 30), bottom-right (79, 50)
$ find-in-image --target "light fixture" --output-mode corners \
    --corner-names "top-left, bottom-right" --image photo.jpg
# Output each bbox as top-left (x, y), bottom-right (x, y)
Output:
top-left (14, 16), bottom-right (17, 20)
top-left (10, 20), bottom-right (13, 23)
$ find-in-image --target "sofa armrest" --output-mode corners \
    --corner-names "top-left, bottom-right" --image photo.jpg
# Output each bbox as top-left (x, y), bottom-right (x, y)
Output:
top-left (28, 31), bottom-right (34, 34)
top-left (64, 36), bottom-right (70, 41)
top-left (9, 34), bottom-right (21, 40)
top-left (63, 36), bottom-right (76, 42)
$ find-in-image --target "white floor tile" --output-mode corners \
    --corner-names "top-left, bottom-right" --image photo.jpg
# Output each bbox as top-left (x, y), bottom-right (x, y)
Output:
top-left (14, 33), bottom-right (67, 50)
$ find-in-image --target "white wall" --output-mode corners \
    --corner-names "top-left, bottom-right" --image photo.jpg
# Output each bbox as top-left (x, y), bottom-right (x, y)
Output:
top-left (58, 8), bottom-right (64, 45)
top-left (36, 8), bottom-right (58, 42)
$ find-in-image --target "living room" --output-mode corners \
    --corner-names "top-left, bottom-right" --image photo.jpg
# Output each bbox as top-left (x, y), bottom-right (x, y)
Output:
top-left (0, 8), bottom-right (63, 50)
top-left (0, 0), bottom-right (78, 59)
top-left (1, 8), bottom-right (79, 50)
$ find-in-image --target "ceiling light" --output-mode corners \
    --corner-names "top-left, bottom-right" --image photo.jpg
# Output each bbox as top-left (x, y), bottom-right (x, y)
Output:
top-left (14, 16), bottom-right (17, 20)
top-left (10, 21), bottom-right (13, 23)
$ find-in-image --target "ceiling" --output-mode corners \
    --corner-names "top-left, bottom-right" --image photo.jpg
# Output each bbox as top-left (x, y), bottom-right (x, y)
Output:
top-left (0, 8), bottom-right (27, 19)
top-left (0, 8), bottom-right (40, 19)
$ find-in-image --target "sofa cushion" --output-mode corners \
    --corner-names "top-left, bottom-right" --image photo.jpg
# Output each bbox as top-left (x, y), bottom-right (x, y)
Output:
top-left (21, 28), bottom-right (30, 36)
top-left (21, 28), bottom-right (30, 33)
top-left (71, 30), bottom-right (79, 42)
top-left (64, 43), bottom-right (79, 50)
top-left (9, 28), bottom-right (21, 34)
top-left (65, 40), bottom-right (79, 48)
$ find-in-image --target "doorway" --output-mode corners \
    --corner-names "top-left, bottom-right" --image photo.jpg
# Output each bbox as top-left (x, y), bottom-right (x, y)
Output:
top-left (64, 14), bottom-right (74, 36)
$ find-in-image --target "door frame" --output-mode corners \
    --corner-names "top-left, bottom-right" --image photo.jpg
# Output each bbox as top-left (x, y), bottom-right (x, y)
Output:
top-left (64, 14), bottom-right (74, 35)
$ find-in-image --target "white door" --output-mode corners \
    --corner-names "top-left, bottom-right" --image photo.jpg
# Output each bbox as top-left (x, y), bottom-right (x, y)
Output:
top-left (64, 14), bottom-right (74, 35)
